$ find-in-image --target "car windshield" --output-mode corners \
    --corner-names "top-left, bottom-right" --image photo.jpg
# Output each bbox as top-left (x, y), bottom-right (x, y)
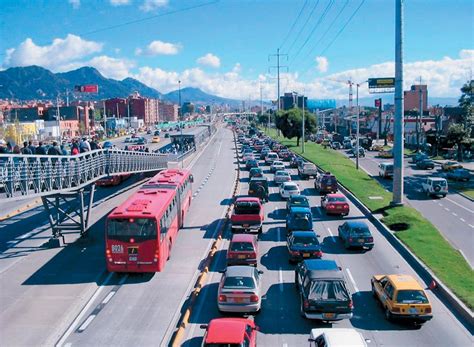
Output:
top-left (396, 290), bottom-right (429, 304)
top-left (223, 276), bottom-right (255, 289)
top-left (230, 242), bottom-right (255, 252)
top-left (292, 235), bottom-right (319, 246)
top-left (276, 172), bottom-right (288, 176)
top-left (107, 218), bottom-right (157, 241)
top-left (290, 214), bottom-right (312, 229)
top-left (234, 202), bottom-right (260, 215)
top-left (285, 185), bottom-right (299, 191)
top-left (309, 280), bottom-right (350, 301)
top-left (328, 197), bottom-right (346, 202)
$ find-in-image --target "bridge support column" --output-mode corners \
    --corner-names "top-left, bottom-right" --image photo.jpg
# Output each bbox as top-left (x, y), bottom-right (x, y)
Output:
top-left (41, 184), bottom-right (95, 248)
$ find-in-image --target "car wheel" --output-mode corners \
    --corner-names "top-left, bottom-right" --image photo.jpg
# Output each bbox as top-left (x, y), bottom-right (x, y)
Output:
top-left (294, 272), bottom-right (299, 289)
top-left (371, 283), bottom-right (376, 297)
top-left (385, 308), bottom-right (392, 321)
top-left (300, 296), bottom-right (306, 318)
top-left (344, 240), bottom-right (350, 249)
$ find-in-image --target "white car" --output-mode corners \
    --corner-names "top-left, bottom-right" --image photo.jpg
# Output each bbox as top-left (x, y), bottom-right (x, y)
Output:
top-left (279, 182), bottom-right (300, 199)
top-left (309, 328), bottom-right (367, 347)
top-left (271, 160), bottom-right (285, 172)
top-left (274, 170), bottom-right (291, 184)
top-left (243, 152), bottom-right (255, 162)
top-left (265, 152), bottom-right (279, 165)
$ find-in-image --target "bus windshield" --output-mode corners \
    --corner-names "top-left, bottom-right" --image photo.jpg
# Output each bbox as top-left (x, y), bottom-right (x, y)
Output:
top-left (107, 218), bottom-right (157, 241)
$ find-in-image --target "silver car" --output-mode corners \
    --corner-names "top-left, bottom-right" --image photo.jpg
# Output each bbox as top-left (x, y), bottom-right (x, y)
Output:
top-left (274, 170), bottom-right (291, 184)
top-left (271, 160), bottom-right (285, 172)
top-left (217, 266), bottom-right (263, 314)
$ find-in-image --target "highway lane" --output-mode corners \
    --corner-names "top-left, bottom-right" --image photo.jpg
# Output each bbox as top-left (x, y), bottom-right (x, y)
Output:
top-left (0, 126), bottom-right (230, 346)
top-left (347, 150), bottom-right (474, 266)
top-left (61, 127), bottom-right (237, 346)
top-left (182, 146), bottom-right (472, 346)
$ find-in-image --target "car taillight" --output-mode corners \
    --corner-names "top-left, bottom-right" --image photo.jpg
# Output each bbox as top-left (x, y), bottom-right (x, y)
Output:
top-left (349, 300), bottom-right (353, 309)
top-left (154, 250), bottom-right (159, 262)
top-left (425, 307), bottom-right (432, 314)
top-left (290, 250), bottom-right (300, 255)
top-left (250, 294), bottom-right (259, 302)
top-left (250, 252), bottom-right (257, 259)
top-left (218, 295), bottom-right (227, 302)
top-left (106, 249), bottom-right (111, 255)
top-left (367, 237), bottom-right (374, 242)
top-left (303, 299), bottom-right (310, 309)
top-left (344, 204), bottom-right (349, 209)
top-left (392, 307), bottom-right (400, 313)
top-left (314, 251), bottom-right (323, 257)
top-left (328, 205), bottom-right (335, 209)
top-left (348, 237), bottom-right (353, 242)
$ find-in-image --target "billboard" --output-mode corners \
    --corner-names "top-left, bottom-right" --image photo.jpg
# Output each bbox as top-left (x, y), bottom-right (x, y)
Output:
top-left (307, 99), bottom-right (336, 110)
top-left (74, 85), bottom-right (99, 93)
top-left (368, 78), bottom-right (395, 93)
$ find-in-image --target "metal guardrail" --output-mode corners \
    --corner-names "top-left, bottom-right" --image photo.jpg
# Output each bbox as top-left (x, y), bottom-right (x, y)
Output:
top-left (0, 149), bottom-right (175, 201)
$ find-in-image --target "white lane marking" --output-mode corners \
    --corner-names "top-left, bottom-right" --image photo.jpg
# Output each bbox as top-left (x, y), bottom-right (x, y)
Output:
top-left (469, 224), bottom-right (474, 229)
top-left (56, 272), bottom-right (114, 346)
top-left (279, 267), bottom-right (283, 292)
top-left (460, 218), bottom-right (466, 222)
top-left (452, 212), bottom-right (458, 217)
top-left (345, 268), bottom-right (359, 293)
top-left (64, 343), bottom-right (72, 347)
top-left (327, 227), bottom-right (336, 242)
top-left (445, 197), bottom-right (474, 214)
top-left (101, 291), bottom-right (115, 305)
top-left (438, 203), bottom-right (443, 207)
top-left (444, 208), bottom-right (450, 212)
top-left (283, 343), bottom-right (288, 347)
top-left (77, 315), bottom-right (96, 332)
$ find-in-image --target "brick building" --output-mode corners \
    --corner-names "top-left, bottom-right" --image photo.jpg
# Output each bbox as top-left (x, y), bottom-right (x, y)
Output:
top-left (404, 85), bottom-right (428, 112)
top-left (159, 102), bottom-right (179, 121)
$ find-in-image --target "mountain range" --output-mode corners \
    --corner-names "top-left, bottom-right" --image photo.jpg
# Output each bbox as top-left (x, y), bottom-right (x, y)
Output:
top-left (0, 65), bottom-right (238, 105)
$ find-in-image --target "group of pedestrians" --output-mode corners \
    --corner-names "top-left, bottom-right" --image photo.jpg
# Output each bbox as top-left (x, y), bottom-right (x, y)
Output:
top-left (0, 137), bottom-right (102, 156)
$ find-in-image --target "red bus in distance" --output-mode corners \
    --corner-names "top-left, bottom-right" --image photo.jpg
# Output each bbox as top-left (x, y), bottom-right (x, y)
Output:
top-left (105, 169), bottom-right (193, 272)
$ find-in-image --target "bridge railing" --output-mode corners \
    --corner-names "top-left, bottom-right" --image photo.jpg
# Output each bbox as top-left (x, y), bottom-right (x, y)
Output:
top-left (0, 149), bottom-right (172, 200)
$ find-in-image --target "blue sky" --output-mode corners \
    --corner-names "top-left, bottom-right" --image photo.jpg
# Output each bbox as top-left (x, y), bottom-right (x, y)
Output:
top-left (1, 0), bottom-right (473, 99)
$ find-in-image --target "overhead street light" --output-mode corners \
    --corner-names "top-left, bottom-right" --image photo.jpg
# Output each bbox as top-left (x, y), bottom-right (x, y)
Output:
top-left (355, 80), bottom-right (368, 170)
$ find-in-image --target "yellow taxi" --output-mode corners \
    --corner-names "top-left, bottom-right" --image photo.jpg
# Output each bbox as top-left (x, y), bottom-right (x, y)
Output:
top-left (370, 144), bottom-right (384, 152)
top-left (378, 149), bottom-right (393, 158)
top-left (371, 274), bottom-right (432, 325)
top-left (152, 136), bottom-right (161, 143)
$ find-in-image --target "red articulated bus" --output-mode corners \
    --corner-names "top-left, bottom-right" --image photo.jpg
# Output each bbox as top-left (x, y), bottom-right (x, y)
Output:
top-left (105, 169), bottom-right (193, 272)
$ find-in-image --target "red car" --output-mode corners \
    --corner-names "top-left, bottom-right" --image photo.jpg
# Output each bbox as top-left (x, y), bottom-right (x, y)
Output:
top-left (201, 318), bottom-right (258, 347)
top-left (321, 193), bottom-right (350, 216)
top-left (96, 173), bottom-right (131, 187)
top-left (231, 197), bottom-right (264, 234)
top-left (227, 233), bottom-right (258, 267)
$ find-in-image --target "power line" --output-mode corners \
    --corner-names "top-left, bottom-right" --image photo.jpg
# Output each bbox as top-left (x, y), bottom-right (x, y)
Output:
top-left (320, 0), bottom-right (366, 55)
top-left (285, 0), bottom-right (320, 56)
top-left (279, 0), bottom-right (309, 50)
top-left (303, 0), bottom-right (349, 71)
top-left (289, 0), bottom-right (335, 65)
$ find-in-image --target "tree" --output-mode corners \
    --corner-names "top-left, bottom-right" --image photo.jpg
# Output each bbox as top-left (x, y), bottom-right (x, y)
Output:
top-left (446, 123), bottom-right (469, 161)
top-left (275, 108), bottom-right (317, 146)
top-left (458, 80), bottom-right (473, 137)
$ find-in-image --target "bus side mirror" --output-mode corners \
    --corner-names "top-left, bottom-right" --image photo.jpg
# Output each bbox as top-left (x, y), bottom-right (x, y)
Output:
top-left (190, 175), bottom-right (194, 183)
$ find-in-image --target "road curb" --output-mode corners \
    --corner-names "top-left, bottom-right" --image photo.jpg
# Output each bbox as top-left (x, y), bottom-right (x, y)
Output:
top-left (336, 183), bottom-right (474, 332)
top-left (170, 129), bottom-right (241, 347)
top-left (0, 198), bottom-right (42, 221)
top-left (456, 191), bottom-right (474, 202)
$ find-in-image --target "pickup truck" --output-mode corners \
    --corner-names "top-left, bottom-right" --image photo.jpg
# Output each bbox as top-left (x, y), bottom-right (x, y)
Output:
top-left (298, 162), bottom-right (318, 180)
top-left (231, 197), bottom-right (264, 234)
top-left (421, 177), bottom-right (448, 198)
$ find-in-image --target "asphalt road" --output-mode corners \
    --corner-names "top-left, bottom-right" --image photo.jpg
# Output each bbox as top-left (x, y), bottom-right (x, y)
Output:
top-left (1, 128), bottom-right (472, 347)
top-left (344, 149), bottom-right (474, 266)
top-left (180, 144), bottom-right (473, 346)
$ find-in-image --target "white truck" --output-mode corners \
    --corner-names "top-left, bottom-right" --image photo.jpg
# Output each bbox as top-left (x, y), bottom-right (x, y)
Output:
top-left (421, 177), bottom-right (448, 198)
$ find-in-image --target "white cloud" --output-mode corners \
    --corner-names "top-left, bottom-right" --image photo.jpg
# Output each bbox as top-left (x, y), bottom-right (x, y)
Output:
top-left (86, 56), bottom-right (135, 80)
top-left (3, 34), bottom-right (103, 71)
top-left (140, 0), bottom-right (168, 12)
top-left (136, 40), bottom-right (182, 56)
top-left (197, 53), bottom-right (221, 68)
top-left (69, 0), bottom-right (80, 9)
top-left (315, 56), bottom-right (328, 73)
top-left (110, 0), bottom-right (130, 5)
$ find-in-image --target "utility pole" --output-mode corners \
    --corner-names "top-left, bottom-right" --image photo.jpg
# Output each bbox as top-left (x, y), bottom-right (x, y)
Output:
top-left (392, 0), bottom-right (404, 206)
top-left (302, 93), bottom-right (305, 153)
top-left (269, 48), bottom-right (288, 129)
top-left (378, 98), bottom-right (382, 142)
top-left (417, 76), bottom-right (423, 151)
top-left (356, 84), bottom-right (360, 170)
top-left (103, 100), bottom-right (107, 138)
top-left (56, 94), bottom-right (61, 141)
top-left (178, 80), bottom-right (183, 168)
top-left (348, 80), bottom-right (354, 136)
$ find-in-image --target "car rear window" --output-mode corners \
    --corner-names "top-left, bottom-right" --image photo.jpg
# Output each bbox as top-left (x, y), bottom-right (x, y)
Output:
top-left (292, 235), bottom-right (319, 246)
top-left (234, 202), bottom-right (260, 215)
top-left (230, 242), bottom-right (255, 252)
top-left (322, 176), bottom-right (336, 185)
top-left (328, 197), bottom-right (346, 202)
top-left (349, 227), bottom-right (371, 236)
top-left (309, 280), bottom-right (350, 301)
top-left (396, 290), bottom-right (429, 304)
top-left (224, 276), bottom-right (255, 289)
top-left (285, 185), bottom-right (298, 191)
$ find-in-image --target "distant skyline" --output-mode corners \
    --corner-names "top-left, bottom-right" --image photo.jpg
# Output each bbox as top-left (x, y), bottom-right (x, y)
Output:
top-left (1, 0), bottom-right (472, 100)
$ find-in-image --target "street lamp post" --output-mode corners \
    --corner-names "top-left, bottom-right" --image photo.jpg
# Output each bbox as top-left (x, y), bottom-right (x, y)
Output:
top-left (356, 84), bottom-right (360, 170)
top-left (178, 80), bottom-right (183, 168)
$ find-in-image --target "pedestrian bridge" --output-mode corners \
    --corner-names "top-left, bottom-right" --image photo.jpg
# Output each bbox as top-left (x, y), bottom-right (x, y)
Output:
top-left (0, 148), bottom-right (189, 201)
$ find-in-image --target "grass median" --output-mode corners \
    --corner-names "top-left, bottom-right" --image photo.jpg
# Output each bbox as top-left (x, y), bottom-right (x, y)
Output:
top-left (264, 128), bottom-right (474, 309)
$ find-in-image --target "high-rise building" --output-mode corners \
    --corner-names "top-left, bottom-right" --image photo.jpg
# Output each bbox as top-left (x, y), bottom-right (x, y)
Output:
top-left (279, 92), bottom-right (307, 111)
top-left (404, 85), bottom-right (428, 112)
top-left (159, 102), bottom-right (179, 121)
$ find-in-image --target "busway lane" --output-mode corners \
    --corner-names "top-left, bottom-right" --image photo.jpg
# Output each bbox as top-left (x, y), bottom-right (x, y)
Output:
top-left (62, 127), bottom-right (238, 347)
top-left (182, 149), bottom-right (473, 347)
